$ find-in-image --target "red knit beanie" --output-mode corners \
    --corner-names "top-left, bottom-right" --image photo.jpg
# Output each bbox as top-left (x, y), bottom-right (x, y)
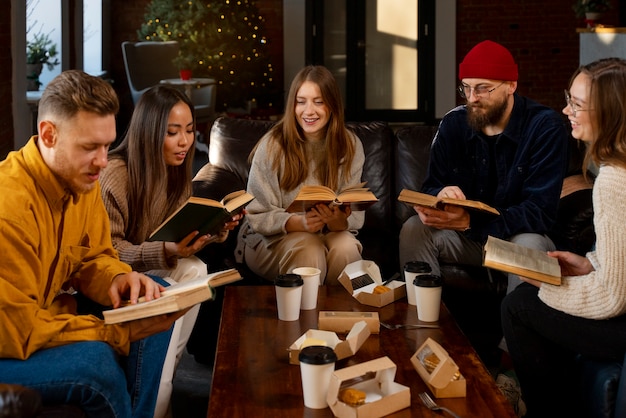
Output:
top-left (458, 40), bottom-right (518, 81)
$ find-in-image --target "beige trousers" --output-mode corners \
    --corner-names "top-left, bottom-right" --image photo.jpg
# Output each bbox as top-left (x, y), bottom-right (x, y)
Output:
top-left (245, 231), bottom-right (362, 285)
top-left (154, 256), bottom-right (207, 418)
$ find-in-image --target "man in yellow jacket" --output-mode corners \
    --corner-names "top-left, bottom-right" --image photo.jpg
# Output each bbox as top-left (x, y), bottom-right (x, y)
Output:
top-left (0, 70), bottom-right (184, 417)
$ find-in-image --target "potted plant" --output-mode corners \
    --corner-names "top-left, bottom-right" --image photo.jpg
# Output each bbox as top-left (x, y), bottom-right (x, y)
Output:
top-left (173, 53), bottom-right (197, 80)
top-left (572, 0), bottom-right (611, 23)
top-left (26, 31), bottom-right (60, 91)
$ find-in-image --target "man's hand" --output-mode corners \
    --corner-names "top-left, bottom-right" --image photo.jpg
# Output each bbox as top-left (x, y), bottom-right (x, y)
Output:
top-left (109, 272), bottom-right (165, 308)
top-left (127, 310), bottom-right (188, 342)
top-left (414, 186), bottom-right (470, 231)
top-left (416, 204), bottom-right (470, 230)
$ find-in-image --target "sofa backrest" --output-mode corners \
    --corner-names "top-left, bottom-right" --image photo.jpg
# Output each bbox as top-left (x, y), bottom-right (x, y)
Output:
top-left (394, 124), bottom-right (439, 228)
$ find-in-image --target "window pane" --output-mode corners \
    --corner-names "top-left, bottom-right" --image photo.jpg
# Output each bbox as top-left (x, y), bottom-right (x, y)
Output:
top-left (84, 0), bottom-right (103, 75)
top-left (27, 0), bottom-right (62, 89)
top-left (366, 0), bottom-right (418, 110)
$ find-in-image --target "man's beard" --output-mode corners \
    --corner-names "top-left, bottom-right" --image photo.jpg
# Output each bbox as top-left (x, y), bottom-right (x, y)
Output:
top-left (466, 97), bottom-right (508, 132)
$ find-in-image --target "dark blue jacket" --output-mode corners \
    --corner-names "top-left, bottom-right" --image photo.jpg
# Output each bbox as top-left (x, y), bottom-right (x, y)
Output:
top-left (422, 94), bottom-right (569, 243)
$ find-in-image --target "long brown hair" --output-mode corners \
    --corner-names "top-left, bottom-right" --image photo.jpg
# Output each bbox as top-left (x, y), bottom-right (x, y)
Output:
top-left (570, 58), bottom-right (626, 172)
top-left (109, 85), bottom-right (195, 242)
top-left (253, 65), bottom-right (355, 191)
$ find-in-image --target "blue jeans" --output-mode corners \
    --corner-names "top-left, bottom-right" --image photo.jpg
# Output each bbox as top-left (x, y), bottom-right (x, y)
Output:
top-left (501, 284), bottom-right (626, 418)
top-left (0, 276), bottom-right (173, 418)
top-left (0, 333), bottom-right (171, 418)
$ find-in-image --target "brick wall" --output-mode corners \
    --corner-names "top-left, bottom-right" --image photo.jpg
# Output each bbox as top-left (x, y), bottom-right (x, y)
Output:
top-left (0, 2), bottom-right (13, 159)
top-left (456, 0), bottom-right (620, 112)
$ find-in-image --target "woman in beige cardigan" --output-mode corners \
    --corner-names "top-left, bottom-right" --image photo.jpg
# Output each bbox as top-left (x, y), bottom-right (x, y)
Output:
top-left (100, 85), bottom-right (239, 417)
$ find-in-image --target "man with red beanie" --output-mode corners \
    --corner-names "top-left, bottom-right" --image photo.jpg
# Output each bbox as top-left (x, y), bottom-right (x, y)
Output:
top-left (399, 40), bottom-right (568, 415)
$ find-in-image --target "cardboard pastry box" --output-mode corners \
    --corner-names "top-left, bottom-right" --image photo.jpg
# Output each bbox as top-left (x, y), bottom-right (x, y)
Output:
top-left (288, 321), bottom-right (370, 365)
top-left (327, 356), bottom-right (410, 418)
top-left (318, 311), bottom-right (380, 334)
top-left (338, 260), bottom-right (406, 307)
top-left (411, 337), bottom-right (466, 398)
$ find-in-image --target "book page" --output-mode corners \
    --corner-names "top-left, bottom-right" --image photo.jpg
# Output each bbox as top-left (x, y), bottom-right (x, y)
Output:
top-left (483, 236), bottom-right (561, 285)
top-left (222, 190), bottom-right (254, 213)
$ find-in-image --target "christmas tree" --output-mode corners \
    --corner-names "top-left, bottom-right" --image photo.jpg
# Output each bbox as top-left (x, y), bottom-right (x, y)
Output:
top-left (138, 0), bottom-right (277, 112)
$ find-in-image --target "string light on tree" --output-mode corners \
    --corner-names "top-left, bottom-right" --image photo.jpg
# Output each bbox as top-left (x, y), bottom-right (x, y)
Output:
top-left (138, 0), bottom-right (277, 111)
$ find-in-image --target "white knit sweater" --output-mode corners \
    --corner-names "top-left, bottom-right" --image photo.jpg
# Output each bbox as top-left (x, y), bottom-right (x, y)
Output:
top-left (539, 164), bottom-right (626, 319)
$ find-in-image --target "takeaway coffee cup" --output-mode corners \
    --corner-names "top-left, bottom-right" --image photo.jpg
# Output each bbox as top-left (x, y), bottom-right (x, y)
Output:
top-left (299, 346), bottom-right (337, 409)
top-left (414, 274), bottom-right (442, 322)
top-left (275, 274), bottom-right (304, 321)
top-left (292, 267), bottom-right (322, 310)
top-left (403, 261), bottom-right (432, 305)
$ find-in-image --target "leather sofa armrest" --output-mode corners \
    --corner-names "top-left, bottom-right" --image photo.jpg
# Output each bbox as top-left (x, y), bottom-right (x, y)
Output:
top-left (192, 164), bottom-right (247, 199)
top-left (0, 383), bottom-right (42, 418)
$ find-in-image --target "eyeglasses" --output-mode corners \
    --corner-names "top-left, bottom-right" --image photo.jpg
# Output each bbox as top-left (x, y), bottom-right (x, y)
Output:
top-left (458, 82), bottom-right (505, 99)
top-left (564, 90), bottom-right (589, 117)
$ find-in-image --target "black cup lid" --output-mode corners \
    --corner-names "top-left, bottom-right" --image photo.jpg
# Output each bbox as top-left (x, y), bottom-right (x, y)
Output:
top-left (299, 346), bottom-right (337, 365)
top-left (404, 261), bottom-right (432, 273)
top-left (275, 273), bottom-right (303, 287)
top-left (413, 274), bottom-right (442, 287)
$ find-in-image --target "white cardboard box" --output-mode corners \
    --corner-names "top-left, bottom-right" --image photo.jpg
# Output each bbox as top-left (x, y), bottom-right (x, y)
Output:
top-left (338, 260), bottom-right (406, 308)
top-left (318, 311), bottom-right (380, 334)
top-left (288, 321), bottom-right (370, 365)
top-left (410, 337), bottom-right (466, 398)
top-left (327, 356), bottom-right (411, 418)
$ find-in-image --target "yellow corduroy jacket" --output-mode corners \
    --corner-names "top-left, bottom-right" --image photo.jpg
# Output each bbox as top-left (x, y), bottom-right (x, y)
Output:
top-left (0, 137), bottom-right (132, 360)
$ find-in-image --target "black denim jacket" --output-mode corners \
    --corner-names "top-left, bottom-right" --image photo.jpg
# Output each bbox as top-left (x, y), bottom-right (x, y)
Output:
top-left (422, 94), bottom-right (569, 243)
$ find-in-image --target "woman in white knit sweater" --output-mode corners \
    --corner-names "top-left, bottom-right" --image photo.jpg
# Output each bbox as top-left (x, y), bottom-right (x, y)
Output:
top-left (501, 58), bottom-right (626, 417)
top-left (236, 65), bottom-right (364, 285)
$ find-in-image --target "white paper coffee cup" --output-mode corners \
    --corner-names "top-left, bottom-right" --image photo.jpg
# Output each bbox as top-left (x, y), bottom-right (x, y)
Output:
top-left (293, 267), bottom-right (321, 310)
top-left (403, 261), bottom-right (431, 305)
top-left (299, 346), bottom-right (337, 409)
top-left (275, 274), bottom-right (304, 321)
top-left (414, 274), bottom-right (442, 322)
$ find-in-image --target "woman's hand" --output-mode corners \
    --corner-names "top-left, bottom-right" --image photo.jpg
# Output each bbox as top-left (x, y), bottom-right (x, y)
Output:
top-left (547, 250), bottom-right (594, 277)
top-left (312, 203), bottom-right (350, 232)
top-left (163, 230), bottom-right (212, 259)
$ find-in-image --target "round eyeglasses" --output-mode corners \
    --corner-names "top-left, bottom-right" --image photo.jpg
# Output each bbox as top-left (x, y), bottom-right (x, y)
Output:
top-left (564, 90), bottom-right (589, 117)
top-left (458, 82), bottom-right (505, 99)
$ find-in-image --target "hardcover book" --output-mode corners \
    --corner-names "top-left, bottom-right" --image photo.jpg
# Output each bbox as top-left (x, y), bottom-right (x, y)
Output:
top-left (482, 235), bottom-right (562, 286)
top-left (103, 268), bottom-right (242, 324)
top-left (148, 190), bottom-right (254, 243)
top-left (398, 188), bottom-right (500, 215)
top-left (285, 183), bottom-right (378, 213)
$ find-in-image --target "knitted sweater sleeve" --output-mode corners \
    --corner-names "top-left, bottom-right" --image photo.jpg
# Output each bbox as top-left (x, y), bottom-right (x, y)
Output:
top-left (539, 165), bottom-right (626, 319)
top-left (99, 159), bottom-right (173, 272)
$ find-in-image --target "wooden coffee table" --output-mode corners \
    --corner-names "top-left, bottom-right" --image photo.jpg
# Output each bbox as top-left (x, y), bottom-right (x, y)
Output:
top-left (207, 285), bottom-right (516, 417)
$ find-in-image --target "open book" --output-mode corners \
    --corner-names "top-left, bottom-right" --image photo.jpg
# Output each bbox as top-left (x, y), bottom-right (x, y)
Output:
top-left (398, 189), bottom-right (500, 215)
top-left (482, 236), bottom-right (562, 285)
top-left (103, 268), bottom-right (242, 324)
top-left (285, 183), bottom-right (378, 213)
top-left (148, 190), bottom-right (254, 243)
